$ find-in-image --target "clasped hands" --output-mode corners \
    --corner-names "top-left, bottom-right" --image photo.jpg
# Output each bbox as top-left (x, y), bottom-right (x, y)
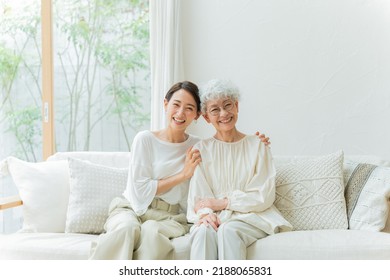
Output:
top-left (194, 197), bottom-right (228, 231)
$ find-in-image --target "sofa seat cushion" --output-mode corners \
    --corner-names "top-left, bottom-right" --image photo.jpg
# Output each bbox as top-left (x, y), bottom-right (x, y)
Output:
top-left (0, 233), bottom-right (97, 260)
top-left (1, 230), bottom-right (390, 260)
top-left (247, 229), bottom-right (390, 259)
top-left (0, 232), bottom-right (191, 260)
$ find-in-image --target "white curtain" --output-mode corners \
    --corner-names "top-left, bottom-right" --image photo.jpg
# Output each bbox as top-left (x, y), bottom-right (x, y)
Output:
top-left (149, 0), bottom-right (183, 130)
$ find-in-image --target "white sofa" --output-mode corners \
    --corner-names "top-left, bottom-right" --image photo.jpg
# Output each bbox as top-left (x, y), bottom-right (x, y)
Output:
top-left (1, 151), bottom-right (390, 260)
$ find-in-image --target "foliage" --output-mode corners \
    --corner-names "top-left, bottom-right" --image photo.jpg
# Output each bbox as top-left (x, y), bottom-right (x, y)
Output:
top-left (54, 0), bottom-right (150, 151)
top-left (5, 107), bottom-right (41, 161)
top-left (0, 0), bottom-right (150, 160)
top-left (0, 1), bottom-right (42, 161)
top-left (0, 46), bottom-right (21, 93)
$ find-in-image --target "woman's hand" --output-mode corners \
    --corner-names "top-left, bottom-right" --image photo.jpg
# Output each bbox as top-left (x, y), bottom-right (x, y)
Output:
top-left (195, 198), bottom-right (228, 212)
top-left (255, 131), bottom-right (271, 146)
top-left (181, 146), bottom-right (201, 180)
top-left (196, 213), bottom-right (221, 231)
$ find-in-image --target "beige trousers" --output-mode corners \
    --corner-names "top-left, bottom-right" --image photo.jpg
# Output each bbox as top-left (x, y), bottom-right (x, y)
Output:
top-left (89, 197), bottom-right (188, 260)
top-left (189, 219), bottom-right (268, 260)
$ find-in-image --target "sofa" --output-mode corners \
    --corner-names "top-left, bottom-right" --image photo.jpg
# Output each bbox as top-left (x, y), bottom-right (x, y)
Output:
top-left (1, 150), bottom-right (390, 260)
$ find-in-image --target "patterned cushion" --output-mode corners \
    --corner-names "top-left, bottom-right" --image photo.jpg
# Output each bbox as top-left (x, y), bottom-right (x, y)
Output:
top-left (65, 158), bottom-right (128, 234)
top-left (344, 160), bottom-right (390, 231)
top-left (274, 150), bottom-right (348, 230)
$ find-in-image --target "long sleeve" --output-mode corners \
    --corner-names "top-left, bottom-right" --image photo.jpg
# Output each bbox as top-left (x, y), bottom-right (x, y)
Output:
top-left (187, 161), bottom-right (215, 223)
top-left (123, 132), bottom-right (157, 216)
top-left (227, 145), bottom-right (276, 213)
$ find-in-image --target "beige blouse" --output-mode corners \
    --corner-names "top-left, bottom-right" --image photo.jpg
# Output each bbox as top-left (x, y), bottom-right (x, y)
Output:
top-left (187, 135), bottom-right (292, 234)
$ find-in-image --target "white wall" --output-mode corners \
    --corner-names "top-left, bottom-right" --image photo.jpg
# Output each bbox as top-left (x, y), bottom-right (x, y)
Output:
top-left (181, 0), bottom-right (390, 159)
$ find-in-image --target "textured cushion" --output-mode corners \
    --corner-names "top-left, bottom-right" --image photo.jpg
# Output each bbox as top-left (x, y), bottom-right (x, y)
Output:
top-left (344, 160), bottom-right (390, 231)
top-left (0, 157), bottom-right (69, 233)
top-left (274, 150), bottom-right (348, 230)
top-left (65, 158), bottom-right (128, 234)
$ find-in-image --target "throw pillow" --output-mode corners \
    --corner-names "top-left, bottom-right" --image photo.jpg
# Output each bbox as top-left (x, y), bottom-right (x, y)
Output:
top-left (65, 158), bottom-right (128, 234)
top-left (0, 157), bottom-right (69, 233)
top-left (274, 150), bottom-right (348, 230)
top-left (343, 160), bottom-right (390, 231)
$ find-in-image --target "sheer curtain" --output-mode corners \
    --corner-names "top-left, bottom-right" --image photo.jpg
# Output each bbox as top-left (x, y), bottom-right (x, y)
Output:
top-left (149, 0), bottom-right (183, 130)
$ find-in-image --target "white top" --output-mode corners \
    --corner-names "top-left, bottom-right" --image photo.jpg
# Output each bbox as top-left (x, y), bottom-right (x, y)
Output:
top-left (123, 130), bottom-right (201, 216)
top-left (187, 135), bottom-right (292, 234)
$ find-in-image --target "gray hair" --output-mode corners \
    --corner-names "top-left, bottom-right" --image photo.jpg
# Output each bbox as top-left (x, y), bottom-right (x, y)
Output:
top-left (200, 79), bottom-right (241, 114)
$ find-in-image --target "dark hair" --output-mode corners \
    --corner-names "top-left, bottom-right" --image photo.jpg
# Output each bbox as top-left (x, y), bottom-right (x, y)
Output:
top-left (165, 81), bottom-right (201, 113)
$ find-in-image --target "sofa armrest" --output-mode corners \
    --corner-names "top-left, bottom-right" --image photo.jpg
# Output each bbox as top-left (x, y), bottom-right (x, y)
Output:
top-left (0, 195), bottom-right (23, 210)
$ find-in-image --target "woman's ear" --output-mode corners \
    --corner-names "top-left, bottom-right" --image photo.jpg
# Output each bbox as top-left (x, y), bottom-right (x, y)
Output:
top-left (202, 113), bottom-right (211, 123)
top-left (235, 101), bottom-right (239, 113)
top-left (163, 98), bottom-right (168, 111)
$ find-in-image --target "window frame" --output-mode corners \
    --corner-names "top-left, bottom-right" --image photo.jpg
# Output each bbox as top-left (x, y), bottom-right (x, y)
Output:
top-left (41, 0), bottom-right (55, 160)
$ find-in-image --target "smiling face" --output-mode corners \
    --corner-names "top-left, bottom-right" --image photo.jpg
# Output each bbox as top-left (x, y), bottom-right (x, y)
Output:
top-left (203, 97), bottom-right (239, 133)
top-left (164, 89), bottom-right (200, 132)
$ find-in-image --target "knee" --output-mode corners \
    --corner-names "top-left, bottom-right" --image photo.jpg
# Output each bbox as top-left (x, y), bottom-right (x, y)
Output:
top-left (105, 210), bottom-right (140, 233)
top-left (218, 222), bottom-right (239, 239)
top-left (111, 220), bottom-right (140, 239)
top-left (192, 224), bottom-right (217, 242)
top-left (141, 220), bottom-right (159, 237)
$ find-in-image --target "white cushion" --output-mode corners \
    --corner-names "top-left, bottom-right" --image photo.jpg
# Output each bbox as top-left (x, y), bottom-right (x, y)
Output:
top-left (344, 160), bottom-right (390, 231)
top-left (247, 229), bottom-right (390, 259)
top-left (274, 150), bottom-right (348, 230)
top-left (2, 230), bottom-right (390, 260)
top-left (0, 233), bottom-right (96, 260)
top-left (0, 157), bottom-right (69, 233)
top-left (47, 151), bottom-right (131, 168)
top-left (65, 158), bottom-right (128, 234)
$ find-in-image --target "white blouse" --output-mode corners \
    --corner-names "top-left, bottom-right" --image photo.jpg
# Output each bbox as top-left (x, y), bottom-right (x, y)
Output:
top-left (187, 135), bottom-right (292, 234)
top-left (123, 130), bottom-right (200, 216)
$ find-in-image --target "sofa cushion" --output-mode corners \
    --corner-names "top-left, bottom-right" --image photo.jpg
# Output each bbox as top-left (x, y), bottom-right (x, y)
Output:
top-left (247, 229), bottom-right (390, 259)
top-left (274, 150), bottom-right (348, 230)
top-left (0, 157), bottom-right (69, 233)
top-left (2, 230), bottom-right (389, 260)
top-left (0, 233), bottom-right (96, 260)
top-left (344, 160), bottom-right (390, 231)
top-left (47, 151), bottom-right (131, 168)
top-left (0, 232), bottom-right (191, 260)
top-left (65, 158), bottom-right (128, 234)
top-left (384, 200), bottom-right (390, 233)
top-left (274, 155), bottom-right (390, 233)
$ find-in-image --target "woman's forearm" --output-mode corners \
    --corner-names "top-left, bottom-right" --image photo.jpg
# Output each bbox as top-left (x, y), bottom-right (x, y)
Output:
top-left (195, 197), bottom-right (228, 212)
top-left (155, 172), bottom-right (187, 195)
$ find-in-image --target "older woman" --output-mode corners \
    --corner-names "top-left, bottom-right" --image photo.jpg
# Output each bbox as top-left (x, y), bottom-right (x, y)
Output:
top-left (187, 79), bottom-right (292, 260)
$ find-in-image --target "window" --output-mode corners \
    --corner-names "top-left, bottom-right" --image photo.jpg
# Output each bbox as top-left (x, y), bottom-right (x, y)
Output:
top-left (53, 0), bottom-right (150, 152)
top-left (1, 0), bottom-right (150, 161)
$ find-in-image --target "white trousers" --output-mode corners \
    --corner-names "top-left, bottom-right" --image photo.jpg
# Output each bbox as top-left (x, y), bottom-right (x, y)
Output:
top-left (89, 197), bottom-right (188, 260)
top-left (189, 220), bottom-right (268, 260)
